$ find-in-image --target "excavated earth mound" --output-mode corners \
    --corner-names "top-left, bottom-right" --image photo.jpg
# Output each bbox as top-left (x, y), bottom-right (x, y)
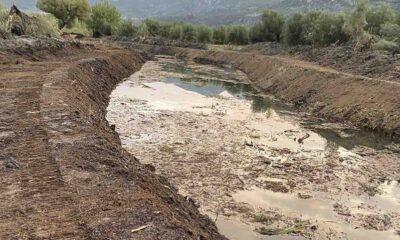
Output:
top-left (0, 38), bottom-right (226, 240)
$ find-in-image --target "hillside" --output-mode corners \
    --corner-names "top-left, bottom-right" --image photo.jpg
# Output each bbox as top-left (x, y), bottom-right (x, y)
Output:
top-left (1, 0), bottom-right (399, 24)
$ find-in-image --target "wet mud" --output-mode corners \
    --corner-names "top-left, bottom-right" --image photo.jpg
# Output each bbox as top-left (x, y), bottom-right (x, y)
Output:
top-left (107, 55), bottom-right (400, 240)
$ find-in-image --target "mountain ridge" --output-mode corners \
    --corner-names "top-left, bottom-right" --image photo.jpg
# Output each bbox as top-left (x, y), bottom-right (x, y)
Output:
top-left (1, 0), bottom-right (398, 25)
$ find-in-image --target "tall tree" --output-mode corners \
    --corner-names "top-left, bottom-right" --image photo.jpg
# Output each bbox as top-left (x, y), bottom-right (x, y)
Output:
top-left (37, 0), bottom-right (91, 29)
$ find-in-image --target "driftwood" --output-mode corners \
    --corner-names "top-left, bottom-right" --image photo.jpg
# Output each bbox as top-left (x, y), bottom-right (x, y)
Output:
top-left (5, 5), bottom-right (33, 35)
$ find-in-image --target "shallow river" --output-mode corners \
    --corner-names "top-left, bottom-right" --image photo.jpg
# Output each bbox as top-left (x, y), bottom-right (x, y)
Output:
top-left (107, 56), bottom-right (400, 240)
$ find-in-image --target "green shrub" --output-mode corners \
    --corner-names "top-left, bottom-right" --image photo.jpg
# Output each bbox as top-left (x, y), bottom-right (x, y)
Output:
top-left (136, 22), bottom-right (149, 37)
top-left (181, 24), bottom-right (196, 42)
top-left (116, 19), bottom-right (137, 38)
top-left (26, 13), bottom-right (60, 37)
top-left (282, 13), bottom-right (305, 45)
top-left (169, 23), bottom-right (182, 40)
top-left (380, 23), bottom-right (400, 42)
top-left (371, 39), bottom-right (399, 51)
top-left (143, 19), bottom-right (162, 37)
top-left (212, 26), bottom-right (227, 44)
top-left (227, 25), bottom-right (249, 45)
top-left (0, 4), bottom-right (8, 31)
top-left (63, 18), bottom-right (91, 35)
top-left (344, 0), bottom-right (372, 48)
top-left (366, 4), bottom-right (397, 35)
top-left (249, 22), bottom-right (265, 43)
top-left (196, 25), bottom-right (212, 43)
top-left (36, 0), bottom-right (91, 29)
top-left (158, 22), bottom-right (172, 38)
top-left (260, 10), bottom-right (285, 42)
top-left (309, 12), bottom-right (349, 46)
top-left (88, 1), bottom-right (121, 37)
top-left (301, 11), bottom-right (322, 45)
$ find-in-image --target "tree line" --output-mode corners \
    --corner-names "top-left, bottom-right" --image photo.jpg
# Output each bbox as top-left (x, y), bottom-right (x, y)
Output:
top-left (2, 0), bottom-right (400, 50)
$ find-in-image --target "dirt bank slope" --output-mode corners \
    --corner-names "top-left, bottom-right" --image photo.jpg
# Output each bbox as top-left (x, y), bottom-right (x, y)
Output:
top-left (176, 49), bottom-right (400, 139)
top-left (0, 41), bottom-right (225, 240)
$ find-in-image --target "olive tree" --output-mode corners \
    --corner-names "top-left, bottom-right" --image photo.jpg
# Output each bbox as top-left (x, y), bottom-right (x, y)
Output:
top-left (88, 1), bottom-right (121, 37)
top-left (344, 0), bottom-right (371, 49)
top-left (282, 13), bottom-right (305, 45)
top-left (36, 0), bottom-right (91, 29)
top-left (212, 26), bottom-right (227, 44)
top-left (260, 10), bottom-right (285, 42)
top-left (366, 4), bottom-right (397, 35)
top-left (196, 25), bottom-right (212, 43)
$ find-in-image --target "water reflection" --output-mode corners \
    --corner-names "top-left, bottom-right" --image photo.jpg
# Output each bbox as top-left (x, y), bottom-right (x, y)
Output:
top-left (164, 77), bottom-right (275, 114)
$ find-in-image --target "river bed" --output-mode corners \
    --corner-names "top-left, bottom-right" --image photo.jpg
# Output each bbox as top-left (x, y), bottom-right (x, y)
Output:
top-left (107, 55), bottom-right (400, 240)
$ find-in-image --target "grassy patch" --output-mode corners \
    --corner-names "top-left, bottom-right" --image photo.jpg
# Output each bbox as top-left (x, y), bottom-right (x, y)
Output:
top-left (253, 213), bottom-right (273, 225)
top-left (256, 220), bottom-right (309, 236)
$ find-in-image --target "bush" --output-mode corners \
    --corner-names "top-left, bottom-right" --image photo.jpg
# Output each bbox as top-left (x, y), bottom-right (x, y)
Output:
top-left (212, 26), bottom-right (227, 44)
top-left (88, 1), bottom-right (121, 37)
top-left (181, 24), bottom-right (196, 42)
top-left (26, 13), bottom-right (60, 37)
top-left (249, 23), bottom-right (265, 43)
top-left (344, 0), bottom-right (372, 49)
top-left (366, 4), bottom-right (397, 35)
top-left (168, 23), bottom-right (182, 40)
top-left (116, 19), bottom-right (137, 38)
top-left (260, 10), bottom-right (285, 42)
top-left (301, 11), bottom-right (322, 45)
top-left (309, 12), bottom-right (349, 46)
top-left (282, 13), bottom-right (305, 45)
top-left (63, 18), bottom-right (91, 35)
top-left (143, 19), bottom-right (162, 37)
top-left (36, 0), bottom-right (91, 29)
top-left (227, 25), bottom-right (249, 45)
top-left (0, 4), bottom-right (8, 31)
top-left (371, 39), bottom-right (399, 51)
top-left (196, 25), bottom-right (211, 43)
top-left (380, 23), bottom-right (400, 42)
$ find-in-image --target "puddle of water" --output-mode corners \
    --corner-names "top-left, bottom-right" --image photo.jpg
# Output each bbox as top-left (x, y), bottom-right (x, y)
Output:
top-left (209, 214), bottom-right (307, 240)
top-left (234, 187), bottom-right (399, 240)
top-left (108, 56), bottom-right (400, 240)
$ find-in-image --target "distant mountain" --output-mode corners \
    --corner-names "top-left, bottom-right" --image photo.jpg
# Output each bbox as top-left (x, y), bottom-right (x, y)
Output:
top-left (1, 0), bottom-right (399, 25)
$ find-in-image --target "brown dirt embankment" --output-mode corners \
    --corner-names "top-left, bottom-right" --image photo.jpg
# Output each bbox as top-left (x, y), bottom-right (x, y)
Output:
top-left (175, 48), bottom-right (400, 139)
top-left (0, 41), bottom-right (226, 239)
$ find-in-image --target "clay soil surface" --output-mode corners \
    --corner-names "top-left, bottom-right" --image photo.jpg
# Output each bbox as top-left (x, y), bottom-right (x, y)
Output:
top-left (108, 55), bottom-right (400, 240)
top-left (0, 38), bottom-right (225, 240)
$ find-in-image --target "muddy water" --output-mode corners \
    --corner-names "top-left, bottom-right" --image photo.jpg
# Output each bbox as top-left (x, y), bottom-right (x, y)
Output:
top-left (107, 56), bottom-right (400, 240)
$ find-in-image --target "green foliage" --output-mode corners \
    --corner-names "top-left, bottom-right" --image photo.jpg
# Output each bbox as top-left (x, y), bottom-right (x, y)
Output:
top-left (196, 25), bottom-right (211, 43)
top-left (282, 13), bottom-right (305, 45)
top-left (371, 39), bottom-right (399, 51)
top-left (301, 11), bottom-right (322, 45)
top-left (249, 23), bottom-right (265, 43)
top-left (88, 1), bottom-right (121, 37)
top-left (0, 4), bottom-right (8, 31)
top-left (168, 23), bottom-right (182, 40)
top-left (308, 12), bottom-right (349, 46)
top-left (366, 4), bottom-right (397, 35)
top-left (26, 13), bottom-right (60, 37)
top-left (143, 18), bottom-right (161, 36)
top-left (344, 0), bottom-right (372, 48)
top-left (379, 23), bottom-right (400, 42)
top-left (63, 18), bottom-right (91, 35)
top-left (181, 24), bottom-right (196, 42)
top-left (212, 26), bottom-right (227, 44)
top-left (36, 0), bottom-right (91, 29)
top-left (226, 25), bottom-right (249, 45)
top-left (261, 10), bottom-right (285, 42)
top-left (116, 19), bottom-right (137, 38)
